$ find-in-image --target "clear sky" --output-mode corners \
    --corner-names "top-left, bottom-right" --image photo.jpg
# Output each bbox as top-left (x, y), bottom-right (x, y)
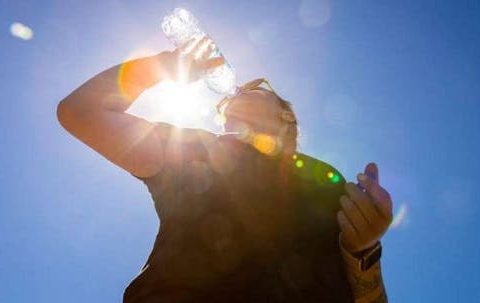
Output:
top-left (1, 0), bottom-right (479, 302)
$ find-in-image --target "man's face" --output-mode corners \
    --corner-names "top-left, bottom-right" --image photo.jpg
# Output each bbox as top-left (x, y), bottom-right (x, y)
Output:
top-left (223, 90), bottom-right (284, 135)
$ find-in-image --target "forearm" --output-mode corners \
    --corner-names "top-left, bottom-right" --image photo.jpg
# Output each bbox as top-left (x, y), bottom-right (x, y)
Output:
top-left (340, 242), bottom-right (388, 303)
top-left (59, 51), bottom-right (174, 114)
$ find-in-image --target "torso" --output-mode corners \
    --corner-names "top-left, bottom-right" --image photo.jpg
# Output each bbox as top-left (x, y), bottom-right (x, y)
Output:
top-left (124, 136), bottom-right (354, 303)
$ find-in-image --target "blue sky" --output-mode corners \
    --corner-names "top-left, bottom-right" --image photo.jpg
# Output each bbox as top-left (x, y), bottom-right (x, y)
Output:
top-left (1, 0), bottom-right (479, 302)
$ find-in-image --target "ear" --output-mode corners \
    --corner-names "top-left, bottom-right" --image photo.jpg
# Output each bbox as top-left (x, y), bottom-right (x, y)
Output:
top-left (280, 110), bottom-right (296, 123)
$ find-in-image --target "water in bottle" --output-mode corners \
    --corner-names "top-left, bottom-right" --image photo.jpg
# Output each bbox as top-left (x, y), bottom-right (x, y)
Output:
top-left (161, 8), bottom-right (238, 96)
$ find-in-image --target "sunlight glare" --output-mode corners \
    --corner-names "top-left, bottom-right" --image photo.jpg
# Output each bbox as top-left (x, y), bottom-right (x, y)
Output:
top-left (253, 133), bottom-right (278, 156)
top-left (10, 22), bottom-right (33, 40)
top-left (128, 80), bottom-right (212, 128)
top-left (390, 203), bottom-right (408, 229)
top-left (160, 81), bottom-right (200, 117)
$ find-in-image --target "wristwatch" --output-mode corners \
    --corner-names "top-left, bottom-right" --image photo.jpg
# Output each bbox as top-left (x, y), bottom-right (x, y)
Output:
top-left (339, 236), bottom-right (383, 272)
top-left (353, 241), bottom-right (382, 271)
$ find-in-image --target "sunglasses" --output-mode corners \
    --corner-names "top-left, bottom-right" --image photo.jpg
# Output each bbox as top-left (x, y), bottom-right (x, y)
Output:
top-left (215, 78), bottom-right (297, 125)
top-left (215, 78), bottom-right (278, 114)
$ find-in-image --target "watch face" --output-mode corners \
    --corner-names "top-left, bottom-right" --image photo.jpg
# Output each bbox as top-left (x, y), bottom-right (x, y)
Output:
top-left (361, 244), bottom-right (382, 271)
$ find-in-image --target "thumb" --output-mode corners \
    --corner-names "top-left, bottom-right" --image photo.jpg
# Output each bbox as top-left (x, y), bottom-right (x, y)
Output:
top-left (365, 162), bottom-right (379, 183)
top-left (201, 57), bottom-right (225, 71)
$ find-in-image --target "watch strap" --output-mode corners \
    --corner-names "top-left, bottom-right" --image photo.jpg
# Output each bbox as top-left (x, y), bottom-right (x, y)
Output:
top-left (339, 238), bottom-right (382, 272)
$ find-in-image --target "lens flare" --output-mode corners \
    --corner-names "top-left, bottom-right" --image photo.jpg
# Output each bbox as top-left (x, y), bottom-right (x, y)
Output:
top-left (295, 159), bottom-right (304, 168)
top-left (328, 171), bottom-right (341, 183)
top-left (390, 203), bottom-right (408, 229)
top-left (126, 78), bottom-right (211, 128)
top-left (10, 22), bottom-right (33, 40)
top-left (253, 133), bottom-right (277, 156)
top-left (117, 48), bottom-right (161, 100)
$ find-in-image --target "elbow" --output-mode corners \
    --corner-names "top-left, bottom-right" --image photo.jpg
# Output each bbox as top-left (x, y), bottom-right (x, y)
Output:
top-left (57, 98), bottom-right (80, 133)
top-left (56, 99), bottom-right (70, 130)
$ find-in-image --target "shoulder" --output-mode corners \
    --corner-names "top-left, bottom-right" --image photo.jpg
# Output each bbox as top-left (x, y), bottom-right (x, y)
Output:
top-left (132, 126), bottom-right (248, 183)
top-left (291, 152), bottom-right (346, 187)
top-left (288, 152), bottom-right (347, 213)
top-left (289, 153), bottom-right (346, 233)
top-left (131, 123), bottom-right (221, 181)
top-left (153, 121), bottom-right (218, 145)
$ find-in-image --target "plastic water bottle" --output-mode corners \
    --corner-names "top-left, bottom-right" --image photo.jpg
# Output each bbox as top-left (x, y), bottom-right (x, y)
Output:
top-left (161, 8), bottom-right (238, 96)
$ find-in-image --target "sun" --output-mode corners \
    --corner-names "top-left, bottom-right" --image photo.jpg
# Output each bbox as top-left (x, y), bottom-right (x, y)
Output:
top-left (127, 80), bottom-right (215, 128)
top-left (156, 81), bottom-right (201, 118)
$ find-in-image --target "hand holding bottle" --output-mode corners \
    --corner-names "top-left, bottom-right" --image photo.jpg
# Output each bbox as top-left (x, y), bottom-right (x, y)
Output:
top-left (162, 8), bottom-right (238, 95)
top-left (165, 36), bottom-right (225, 83)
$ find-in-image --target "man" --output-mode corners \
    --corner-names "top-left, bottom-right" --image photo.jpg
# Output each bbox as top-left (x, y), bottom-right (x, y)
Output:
top-left (57, 37), bottom-right (393, 302)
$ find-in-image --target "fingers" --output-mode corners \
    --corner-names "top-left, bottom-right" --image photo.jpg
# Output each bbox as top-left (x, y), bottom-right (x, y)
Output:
top-left (337, 211), bottom-right (360, 251)
top-left (339, 195), bottom-right (371, 238)
top-left (179, 36), bottom-right (221, 65)
top-left (339, 163), bottom-right (394, 253)
top-left (364, 162), bottom-right (379, 183)
top-left (191, 36), bottom-right (210, 59)
top-left (176, 36), bottom-right (208, 57)
top-left (200, 41), bottom-right (216, 60)
top-left (198, 39), bottom-right (223, 70)
top-left (343, 183), bottom-right (379, 225)
top-left (200, 57), bottom-right (225, 70)
top-left (173, 35), bottom-right (224, 82)
top-left (356, 172), bottom-right (393, 222)
top-left (339, 191), bottom-right (389, 247)
top-left (177, 37), bottom-right (198, 55)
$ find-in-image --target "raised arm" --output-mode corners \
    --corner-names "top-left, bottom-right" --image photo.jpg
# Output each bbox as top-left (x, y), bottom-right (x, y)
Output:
top-left (337, 163), bottom-right (393, 302)
top-left (340, 241), bottom-right (388, 302)
top-left (56, 37), bottom-right (223, 178)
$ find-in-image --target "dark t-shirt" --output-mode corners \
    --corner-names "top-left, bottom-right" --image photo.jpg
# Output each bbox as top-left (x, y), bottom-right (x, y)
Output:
top-left (124, 134), bottom-right (353, 303)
